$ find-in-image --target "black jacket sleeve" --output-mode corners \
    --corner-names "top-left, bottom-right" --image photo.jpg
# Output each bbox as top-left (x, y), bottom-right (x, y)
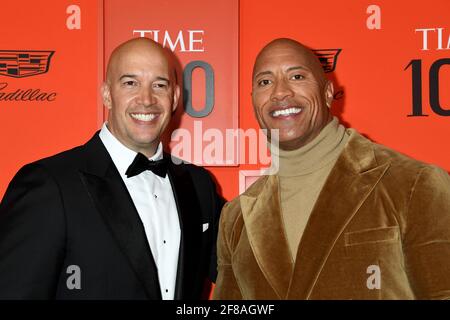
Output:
top-left (0, 163), bottom-right (66, 299)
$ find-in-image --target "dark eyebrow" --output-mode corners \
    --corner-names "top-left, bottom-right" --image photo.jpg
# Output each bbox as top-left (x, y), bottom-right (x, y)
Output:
top-left (286, 66), bottom-right (311, 72)
top-left (253, 70), bottom-right (272, 80)
top-left (155, 76), bottom-right (170, 83)
top-left (253, 66), bottom-right (312, 80)
top-left (119, 74), bottom-right (137, 81)
top-left (118, 75), bottom-right (171, 83)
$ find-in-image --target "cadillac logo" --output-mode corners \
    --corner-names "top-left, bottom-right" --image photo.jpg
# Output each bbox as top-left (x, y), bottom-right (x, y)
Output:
top-left (0, 50), bottom-right (54, 78)
top-left (313, 49), bottom-right (341, 73)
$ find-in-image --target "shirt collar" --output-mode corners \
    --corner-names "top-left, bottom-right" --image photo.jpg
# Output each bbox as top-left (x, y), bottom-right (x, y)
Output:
top-left (99, 122), bottom-right (163, 177)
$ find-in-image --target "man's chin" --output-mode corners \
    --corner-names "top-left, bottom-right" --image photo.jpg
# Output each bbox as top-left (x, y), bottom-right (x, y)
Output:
top-left (127, 133), bottom-right (159, 148)
top-left (135, 138), bottom-right (159, 147)
top-left (277, 135), bottom-right (308, 151)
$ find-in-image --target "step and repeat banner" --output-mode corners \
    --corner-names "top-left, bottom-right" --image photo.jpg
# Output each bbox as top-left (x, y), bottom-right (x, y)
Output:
top-left (103, 0), bottom-right (239, 200)
top-left (1, 0), bottom-right (448, 200)
top-left (238, 0), bottom-right (450, 192)
top-left (0, 0), bottom-right (103, 197)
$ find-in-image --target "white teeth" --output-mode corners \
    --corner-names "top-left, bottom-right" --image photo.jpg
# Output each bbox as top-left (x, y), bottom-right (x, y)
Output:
top-left (272, 107), bottom-right (302, 117)
top-left (131, 113), bottom-right (156, 121)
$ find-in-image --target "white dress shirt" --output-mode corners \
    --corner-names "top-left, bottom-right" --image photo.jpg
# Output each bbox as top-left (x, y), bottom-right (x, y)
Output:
top-left (99, 123), bottom-right (180, 300)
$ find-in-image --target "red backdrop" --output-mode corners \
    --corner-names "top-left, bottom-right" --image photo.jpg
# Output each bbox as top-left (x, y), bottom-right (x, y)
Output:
top-left (1, 0), bottom-right (449, 203)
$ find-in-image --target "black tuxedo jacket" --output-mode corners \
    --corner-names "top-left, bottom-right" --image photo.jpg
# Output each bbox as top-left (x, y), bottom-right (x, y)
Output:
top-left (0, 132), bottom-right (223, 299)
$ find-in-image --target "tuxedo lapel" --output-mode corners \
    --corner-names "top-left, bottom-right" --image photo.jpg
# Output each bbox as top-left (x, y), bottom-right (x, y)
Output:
top-left (166, 158), bottom-right (203, 300)
top-left (240, 175), bottom-right (294, 299)
top-left (287, 130), bottom-right (390, 299)
top-left (79, 133), bottom-right (162, 300)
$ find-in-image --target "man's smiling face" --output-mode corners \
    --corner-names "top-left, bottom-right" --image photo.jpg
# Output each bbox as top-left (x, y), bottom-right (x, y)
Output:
top-left (252, 39), bottom-right (334, 150)
top-left (102, 38), bottom-right (180, 157)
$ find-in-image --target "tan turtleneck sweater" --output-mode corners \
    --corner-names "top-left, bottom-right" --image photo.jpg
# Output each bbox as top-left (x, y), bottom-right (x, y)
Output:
top-left (271, 117), bottom-right (350, 261)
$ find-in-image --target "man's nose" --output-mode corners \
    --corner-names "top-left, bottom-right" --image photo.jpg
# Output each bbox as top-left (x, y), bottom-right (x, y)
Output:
top-left (270, 79), bottom-right (294, 102)
top-left (137, 87), bottom-right (156, 106)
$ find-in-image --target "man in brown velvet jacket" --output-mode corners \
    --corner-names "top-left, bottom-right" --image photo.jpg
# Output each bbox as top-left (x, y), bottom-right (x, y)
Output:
top-left (213, 38), bottom-right (450, 300)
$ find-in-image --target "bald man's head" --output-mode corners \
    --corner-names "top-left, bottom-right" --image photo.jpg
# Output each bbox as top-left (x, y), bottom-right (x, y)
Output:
top-left (251, 38), bottom-right (334, 150)
top-left (101, 37), bottom-right (180, 158)
top-left (253, 38), bottom-right (327, 86)
top-left (105, 37), bottom-right (177, 85)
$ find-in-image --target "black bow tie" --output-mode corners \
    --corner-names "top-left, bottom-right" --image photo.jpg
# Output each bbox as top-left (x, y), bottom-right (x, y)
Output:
top-left (125, 152), bottom-right (168, 178)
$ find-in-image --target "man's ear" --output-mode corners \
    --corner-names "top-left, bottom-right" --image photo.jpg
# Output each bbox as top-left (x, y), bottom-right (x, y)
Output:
top-left (101, 82), bottom-right (112, 109)
top-left (172, 84), bottom-right (181, 112)
top-left (325, 80), bottom-right (334, 108)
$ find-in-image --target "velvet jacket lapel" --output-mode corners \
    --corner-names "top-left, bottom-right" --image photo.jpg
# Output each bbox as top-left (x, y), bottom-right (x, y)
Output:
top-left (79, 133), bottom-right (162, 299)
top-left (240, 175), bottom-right (294, 299)
top-left (287, 130), bottom-right (390, 299)
top-left (240, 130), bottom-right (391, 299)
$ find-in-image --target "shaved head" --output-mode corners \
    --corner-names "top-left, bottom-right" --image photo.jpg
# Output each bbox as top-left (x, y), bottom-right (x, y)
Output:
top-left (253, 38), bottom-right (326, 86)
top-left (105, 37), bottom-right (177, 85)
top-left (251, 37), bottom-right (334, 150)
top-left (101, 37), bottom-right (180, 157)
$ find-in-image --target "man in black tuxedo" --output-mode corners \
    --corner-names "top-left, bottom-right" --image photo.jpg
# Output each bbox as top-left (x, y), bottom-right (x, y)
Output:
top-left (0, 38), bottom-right (223, 299)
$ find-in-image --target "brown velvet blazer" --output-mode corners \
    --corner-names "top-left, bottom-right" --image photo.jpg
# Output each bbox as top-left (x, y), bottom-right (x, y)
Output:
top-left (213, 130), bottom-right (450, 300)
